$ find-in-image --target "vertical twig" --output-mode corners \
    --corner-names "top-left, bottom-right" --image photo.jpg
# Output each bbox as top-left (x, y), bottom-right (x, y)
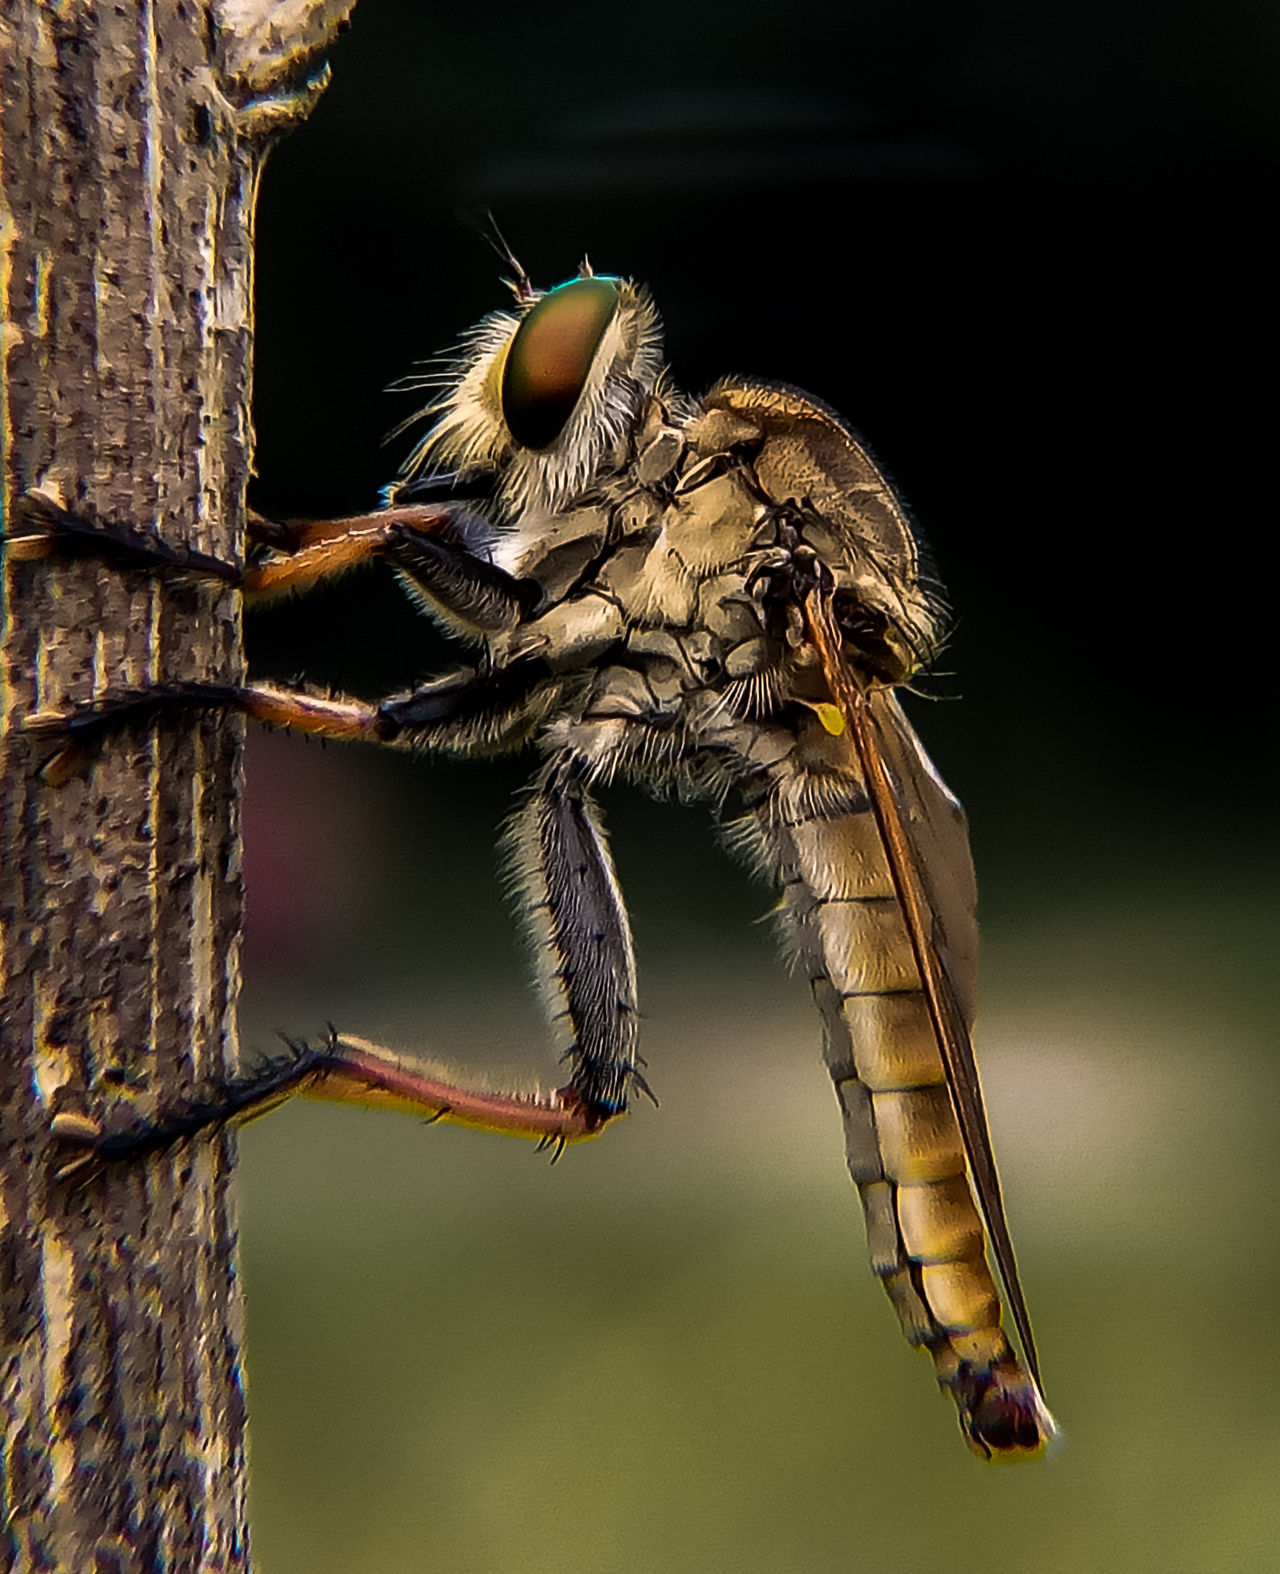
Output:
top-left (0, 3), bottom-right (356, 1568)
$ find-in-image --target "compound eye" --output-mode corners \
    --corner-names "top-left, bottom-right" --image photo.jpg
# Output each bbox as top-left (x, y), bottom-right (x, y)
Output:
top-left (501, 277), bottom-right (619, 451)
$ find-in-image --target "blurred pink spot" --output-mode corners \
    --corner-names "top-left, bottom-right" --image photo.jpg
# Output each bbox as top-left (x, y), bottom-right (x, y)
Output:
top-left (243, 730), bottom-right (390, 967)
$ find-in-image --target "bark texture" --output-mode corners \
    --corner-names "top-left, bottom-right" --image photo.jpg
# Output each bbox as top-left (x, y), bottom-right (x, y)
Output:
top-left (0, 2), bottom-right (355, 1569)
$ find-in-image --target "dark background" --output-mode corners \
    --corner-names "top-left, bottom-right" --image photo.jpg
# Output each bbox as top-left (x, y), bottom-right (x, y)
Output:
top-left (234, 3), bottom-right (1278, 1570)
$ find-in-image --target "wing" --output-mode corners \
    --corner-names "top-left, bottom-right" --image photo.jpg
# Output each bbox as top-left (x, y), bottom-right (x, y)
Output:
top-left (869, 689), bottom-right (978, 1028)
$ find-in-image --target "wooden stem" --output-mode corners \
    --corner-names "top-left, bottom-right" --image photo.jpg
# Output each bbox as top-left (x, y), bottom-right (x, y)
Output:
top-left (0, 2), bottom-right (355, 1567)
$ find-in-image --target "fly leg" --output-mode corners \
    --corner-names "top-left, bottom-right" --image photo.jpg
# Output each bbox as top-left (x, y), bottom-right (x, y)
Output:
top-left (246, 505), bottom-right (541, 633)
top-left (37, 664), bottom-right (609, 1174)
top-left (50, 1037), bottom-right (336, 1182)
top-left (505, 756), bottom-right (648, 1126)
top-left (5, 489), bottom-right (538, 628)
top-left (51, 1022), bottom-right (609, 1183)
top-left (11, 492), bottom-right (593, 1158)
top-left (12, 487), bottom-right (546, 775)
top-left (3, 492), bottom-right (245, 582)
top-left (22, 678), bottom-right (387, 784)
top-left (22, 654), bottom-right (560, 784)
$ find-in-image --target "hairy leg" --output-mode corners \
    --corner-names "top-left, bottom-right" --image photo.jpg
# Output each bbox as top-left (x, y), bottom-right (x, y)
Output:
top-left (5, 490), bottom-right (539, 631)
top-left (505, 756), bottom-right (650, 1124)
top-left (51, 1028), bottom-right (612, 1182)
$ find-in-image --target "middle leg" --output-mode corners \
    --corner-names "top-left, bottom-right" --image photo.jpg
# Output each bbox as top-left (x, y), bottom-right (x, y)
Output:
top-left (34, 667), bottom-right (618, 1167)
top-left (505, 755), bottom-right (648, 1124)
top-left (23, 655), bottom-right (560, 781)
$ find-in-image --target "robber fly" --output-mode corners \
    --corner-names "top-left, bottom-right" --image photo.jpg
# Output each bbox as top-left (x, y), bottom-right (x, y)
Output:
top-left (10, 256), bottom-right (1055, 1458)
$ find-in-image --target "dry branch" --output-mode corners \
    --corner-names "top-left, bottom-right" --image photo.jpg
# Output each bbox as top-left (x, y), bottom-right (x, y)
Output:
top-left (0, 2), bottom-right (355, 1567)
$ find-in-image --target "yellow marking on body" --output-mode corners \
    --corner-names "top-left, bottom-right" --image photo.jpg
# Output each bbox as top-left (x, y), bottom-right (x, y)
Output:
top-left (920, 1257), bottom-right (1001, 1332)
top-left (812, 701), bottom-right (845, 735)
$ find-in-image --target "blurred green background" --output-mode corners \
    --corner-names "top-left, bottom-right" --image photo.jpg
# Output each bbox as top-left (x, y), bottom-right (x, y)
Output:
top-left (235, 2), bottom-right (1277, 1569)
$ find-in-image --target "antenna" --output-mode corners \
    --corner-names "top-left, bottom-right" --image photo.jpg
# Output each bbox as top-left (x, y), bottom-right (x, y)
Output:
top-left (472, 209), bottom-right (535, 303)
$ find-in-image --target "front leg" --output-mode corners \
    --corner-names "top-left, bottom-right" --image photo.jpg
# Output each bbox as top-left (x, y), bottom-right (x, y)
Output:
top-left (248, 506), bottom-right (541, 635)
top-left (4, 490), bottom-right (540, 637)
top-left (3, 492), bottom-right (243, 582)
top-left (505, 756), bottom-right (649, 1122)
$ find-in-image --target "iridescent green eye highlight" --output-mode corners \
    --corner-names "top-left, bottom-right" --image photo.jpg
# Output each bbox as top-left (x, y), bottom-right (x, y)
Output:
top-left (501, 277), bottom-right (619, 451)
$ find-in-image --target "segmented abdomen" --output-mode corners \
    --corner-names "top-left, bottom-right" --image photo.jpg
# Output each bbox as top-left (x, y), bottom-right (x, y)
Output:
top-left (740, 751), bottom-right (1050, 1456)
